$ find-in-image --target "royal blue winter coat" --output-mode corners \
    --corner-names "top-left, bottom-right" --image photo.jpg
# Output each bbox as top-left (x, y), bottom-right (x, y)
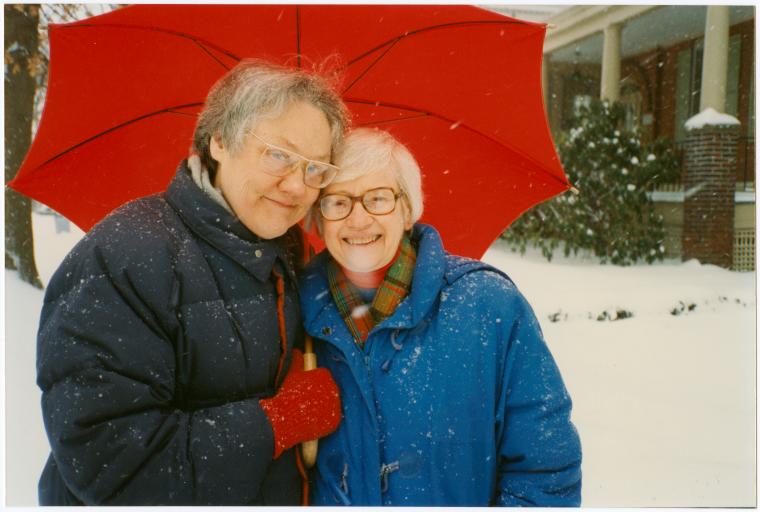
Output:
top-left (37, 162), bottom-right (305, 505)
top-left (300, 224), bottom-right (582, 506)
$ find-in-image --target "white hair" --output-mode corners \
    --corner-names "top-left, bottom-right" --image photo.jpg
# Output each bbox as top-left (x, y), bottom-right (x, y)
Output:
top-left (307, 127), bottom-right (424, 233)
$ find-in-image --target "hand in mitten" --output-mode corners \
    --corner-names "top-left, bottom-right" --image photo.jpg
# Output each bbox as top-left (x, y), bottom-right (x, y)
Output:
top-left (260, 349), bottom-right (341, 459)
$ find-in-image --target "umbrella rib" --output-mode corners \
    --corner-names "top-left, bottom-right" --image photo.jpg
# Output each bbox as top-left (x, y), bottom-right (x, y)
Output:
top-left (359, 113), bottom-right (431, 126)
top-left (58, 23), bottom-right (243, 62)
top-left (346, 98), bottom-right (569, 189)
top-left (342, 19), bottom-right (534, 95)
top-left (342, 39), bottom-right (399, 94)
top-left (193, 40), bottom-right (233, 71)
top-left (346, 19), bottom-right (531, 66)
top-left (165, 109), bottom-right (198, 117)
top-left (35, 104), bottom-right (203, 170)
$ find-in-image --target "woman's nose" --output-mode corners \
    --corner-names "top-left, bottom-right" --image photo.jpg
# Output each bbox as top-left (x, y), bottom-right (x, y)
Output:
top-left (278, 164), bottom-right (308, 196)
top-left (345, 200), bottom-right (373, 228)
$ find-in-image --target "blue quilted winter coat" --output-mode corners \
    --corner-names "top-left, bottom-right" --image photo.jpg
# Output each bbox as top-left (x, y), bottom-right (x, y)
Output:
top-left (37, 162), bottom-right (305, 505)
top-left (300, 224), bottom-right (582, 506)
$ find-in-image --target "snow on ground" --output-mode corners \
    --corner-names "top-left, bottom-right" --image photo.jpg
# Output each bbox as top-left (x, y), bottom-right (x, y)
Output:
top-left (5, 270), bottom-right (51, 507)
top-left (4, 214), bottom-right (756, 506)
top-left (5, 214), bottom-right (84, 507)
top-left (483, 240), bottom-right (756, 507)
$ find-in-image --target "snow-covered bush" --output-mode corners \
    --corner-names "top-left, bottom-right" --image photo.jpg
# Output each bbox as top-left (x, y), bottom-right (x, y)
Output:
top-left (503, 99), bottom-right (679, 265)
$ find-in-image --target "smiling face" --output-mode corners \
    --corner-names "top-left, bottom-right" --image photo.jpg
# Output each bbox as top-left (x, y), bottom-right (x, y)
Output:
top-left (321, 167), bottom-right (413, 273)
top-left (210, 101), bottom-right (332, 239)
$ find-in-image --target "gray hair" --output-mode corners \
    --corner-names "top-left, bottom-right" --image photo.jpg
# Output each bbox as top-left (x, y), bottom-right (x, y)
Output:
top-left (192, 59), bottom-right (348, 177)
top-left (308, 127), bottom-right (424, 232)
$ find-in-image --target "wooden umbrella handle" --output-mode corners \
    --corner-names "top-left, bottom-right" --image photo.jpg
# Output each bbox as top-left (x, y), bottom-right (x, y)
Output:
top-left (299, 233), bottom-right (319, 467)
top-left (301, 336), bottom-right (318, 468)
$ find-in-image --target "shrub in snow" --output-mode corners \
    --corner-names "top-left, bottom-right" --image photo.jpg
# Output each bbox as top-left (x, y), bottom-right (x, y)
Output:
top-left (503, 99), bottom-right (679, 265)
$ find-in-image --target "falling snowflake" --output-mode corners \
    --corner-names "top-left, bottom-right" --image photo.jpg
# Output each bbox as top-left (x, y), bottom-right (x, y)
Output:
top-left (351, 304), bottom-right (370, 319)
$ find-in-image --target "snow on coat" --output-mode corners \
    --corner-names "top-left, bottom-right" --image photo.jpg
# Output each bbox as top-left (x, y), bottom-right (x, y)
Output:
top-left (300, 223), bottom-right (582, 506)
top-left (36, 162), bottom-right (305, 505)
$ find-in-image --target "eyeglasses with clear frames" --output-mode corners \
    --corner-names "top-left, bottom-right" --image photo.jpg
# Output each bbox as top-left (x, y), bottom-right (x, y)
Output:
top-left (319, 187), bottom-right (403, 221)
top-left (249, 132), bottom-right (340, 189)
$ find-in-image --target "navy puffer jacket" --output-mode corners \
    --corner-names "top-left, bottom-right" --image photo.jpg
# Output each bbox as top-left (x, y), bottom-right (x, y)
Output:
top-left (37, 162), bottom-right (305, 505)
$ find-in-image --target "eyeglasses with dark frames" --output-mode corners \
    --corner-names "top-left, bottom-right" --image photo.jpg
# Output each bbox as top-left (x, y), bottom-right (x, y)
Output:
top-left (319, 187), bottom-right (403, 221)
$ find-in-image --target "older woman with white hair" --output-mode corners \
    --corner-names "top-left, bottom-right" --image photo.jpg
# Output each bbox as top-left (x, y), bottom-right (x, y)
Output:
top-left (36, 59), bottom-right (347, 505)
top-left (300, 127), bottom-right (582, 506)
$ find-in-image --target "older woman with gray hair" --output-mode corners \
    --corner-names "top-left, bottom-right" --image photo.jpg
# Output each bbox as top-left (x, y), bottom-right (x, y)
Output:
top-left (299, 127), bottom-right (582, 506)
top-left (36, 59), bottom-right (347, 505)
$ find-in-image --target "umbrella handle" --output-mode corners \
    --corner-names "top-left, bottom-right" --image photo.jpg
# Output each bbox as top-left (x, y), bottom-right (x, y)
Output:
top-left (301, 336), bottom-right (318, 468)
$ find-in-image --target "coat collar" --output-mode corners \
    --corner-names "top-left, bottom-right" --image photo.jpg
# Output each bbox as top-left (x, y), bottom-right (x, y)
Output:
top-left (300, 224), bottom-right (448, 338)
top-left (165, 160), bottom-right (292, 282)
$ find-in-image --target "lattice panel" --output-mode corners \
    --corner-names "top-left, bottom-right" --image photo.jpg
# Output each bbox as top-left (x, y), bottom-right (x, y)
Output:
top-left (733, 228), bottom-right (756, 271)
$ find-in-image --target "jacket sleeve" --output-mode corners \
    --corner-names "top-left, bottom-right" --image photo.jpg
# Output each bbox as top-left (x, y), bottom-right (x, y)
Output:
top-left (492, 278), bottom-right (582, 506)
top-left (37, 236), bottom-right (279, 505)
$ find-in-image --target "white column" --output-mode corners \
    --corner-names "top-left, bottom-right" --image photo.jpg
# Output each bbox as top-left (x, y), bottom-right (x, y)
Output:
top-left (699, 6), bottom-right (730, 112)
top-left (600, 23), bottom-right (621, 103)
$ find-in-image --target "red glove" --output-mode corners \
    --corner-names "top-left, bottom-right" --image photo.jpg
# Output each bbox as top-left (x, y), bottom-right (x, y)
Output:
top-left (260, 349), bottom-right (342, 459)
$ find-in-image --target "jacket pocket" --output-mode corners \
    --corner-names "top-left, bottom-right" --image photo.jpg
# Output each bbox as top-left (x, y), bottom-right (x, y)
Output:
top-left (317, 453), bottom-right (352, 505)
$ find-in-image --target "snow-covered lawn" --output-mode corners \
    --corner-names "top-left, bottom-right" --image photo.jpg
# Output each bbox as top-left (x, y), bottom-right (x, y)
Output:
top-left (4, 213), bottom-right (756, 506)
top-left (484, 241), bottom-right (756, 507)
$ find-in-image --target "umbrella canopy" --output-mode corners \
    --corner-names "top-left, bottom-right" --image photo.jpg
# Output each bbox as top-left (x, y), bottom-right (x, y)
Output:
top-left (9, 4), bottom-right (568, 259)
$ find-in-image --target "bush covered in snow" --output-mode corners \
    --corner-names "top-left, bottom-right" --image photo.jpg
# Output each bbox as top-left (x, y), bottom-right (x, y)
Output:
top-left (503, 99), bottom-right (679, 265)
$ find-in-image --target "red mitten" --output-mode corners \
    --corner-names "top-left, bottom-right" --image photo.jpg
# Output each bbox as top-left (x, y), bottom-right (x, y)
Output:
top-left (260, 349), bottom-right (342, 459)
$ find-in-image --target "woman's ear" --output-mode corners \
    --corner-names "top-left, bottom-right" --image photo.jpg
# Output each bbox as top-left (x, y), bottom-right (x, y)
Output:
top-left (402, 201), bottom-right (414, 231)
top-left (209, 135), bottom-right (226, 161)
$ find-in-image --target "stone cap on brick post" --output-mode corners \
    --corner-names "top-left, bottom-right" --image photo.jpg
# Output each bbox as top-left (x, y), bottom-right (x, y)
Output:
top-left (685, 108), bottom-right (741, 132)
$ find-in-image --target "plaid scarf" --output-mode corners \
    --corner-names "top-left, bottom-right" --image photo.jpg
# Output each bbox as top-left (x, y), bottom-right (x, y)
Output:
top-left (327, 235), bottom-right (416, 348)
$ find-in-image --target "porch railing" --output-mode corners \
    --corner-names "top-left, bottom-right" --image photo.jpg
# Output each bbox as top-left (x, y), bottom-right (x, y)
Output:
top-left (653, 136), bottom-right (755, 193)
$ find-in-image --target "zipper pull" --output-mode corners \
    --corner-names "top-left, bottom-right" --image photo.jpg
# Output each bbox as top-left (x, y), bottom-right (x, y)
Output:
top-left (380, 461), bottom-right (400, 493)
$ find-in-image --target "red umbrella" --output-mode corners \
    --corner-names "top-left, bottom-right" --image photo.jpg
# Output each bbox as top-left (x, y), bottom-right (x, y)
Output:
top-left (8, 4), bottom-right (568, 259)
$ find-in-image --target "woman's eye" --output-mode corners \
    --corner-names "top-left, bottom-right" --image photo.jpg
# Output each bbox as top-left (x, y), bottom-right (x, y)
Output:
top-left (266, 148), bottom-right (291, 163)
top-left (306, 163), bottom-right (325, 175)
top-left (332, 197), bottom-right (350, 208)
top-left (366, 195), bottom-right (389, 206)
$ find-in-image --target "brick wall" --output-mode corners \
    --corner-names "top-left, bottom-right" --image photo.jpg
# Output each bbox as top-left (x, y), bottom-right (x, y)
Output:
top-left (682, 125), bottom-right (739, 268)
